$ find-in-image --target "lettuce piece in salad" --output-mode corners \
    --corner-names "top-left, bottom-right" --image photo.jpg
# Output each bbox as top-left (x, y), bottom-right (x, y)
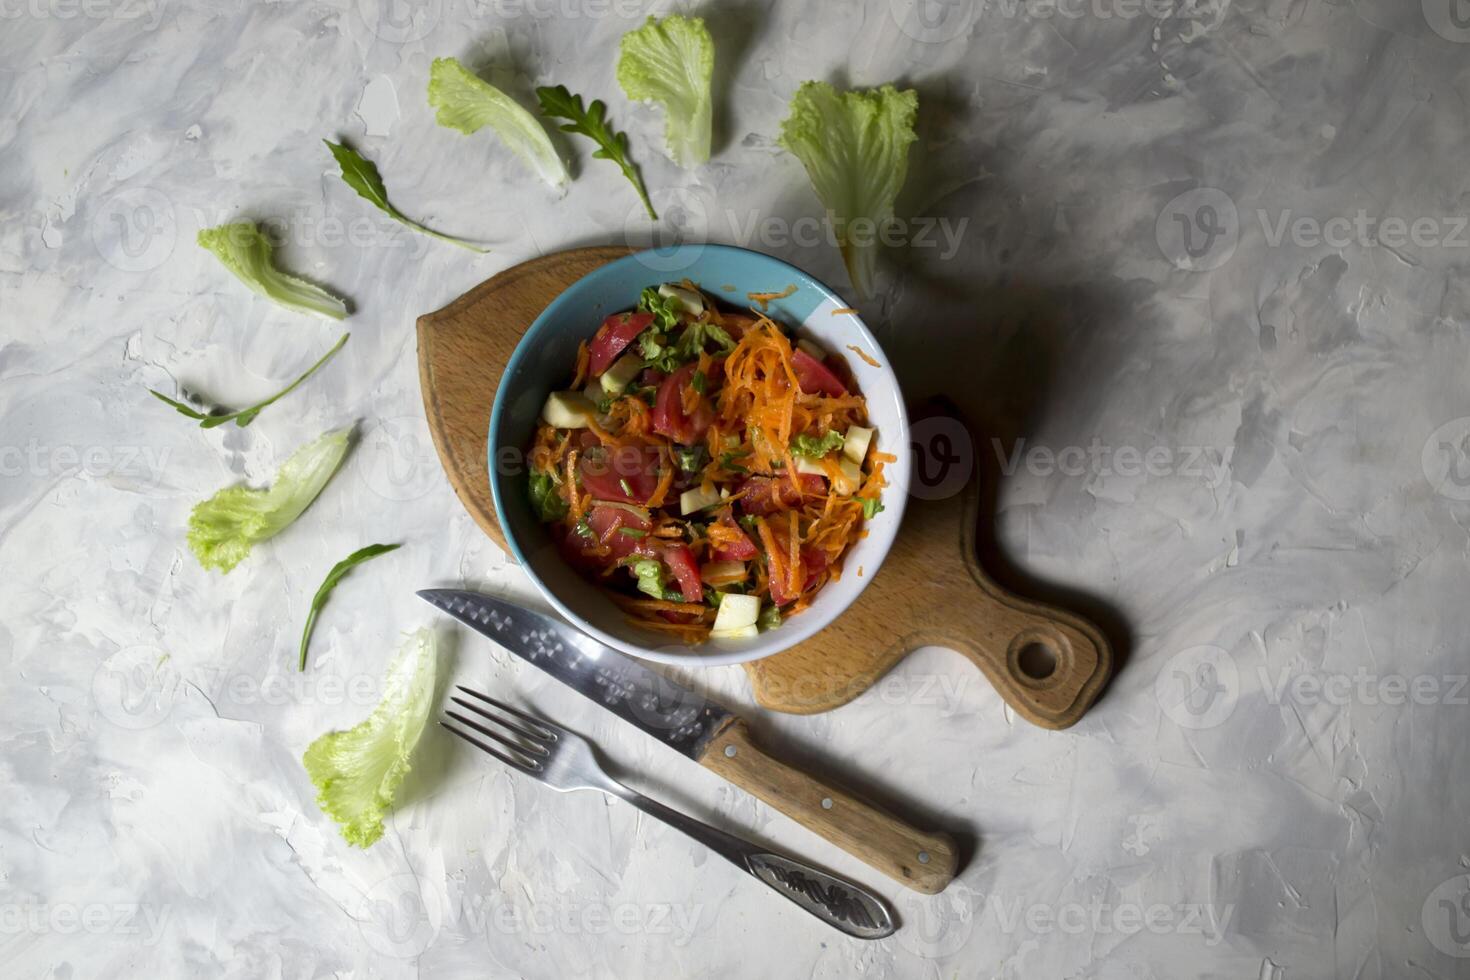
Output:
top-left (303, 628), bottom-right (438, 848)
top-left (197, 223), bottom-right (348, 320)
top-left (616, 15), bottom-right (714, 169)
top-left (188, 427), bottom-right (352, 572)
top-left (777, 82), bottom-right (918, 300)
top-left (428, 57), bottom-right (569, 192)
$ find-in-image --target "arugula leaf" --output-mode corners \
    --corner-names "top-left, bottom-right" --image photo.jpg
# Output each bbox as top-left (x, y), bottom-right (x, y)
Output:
top-left (303, 627), bottom-right (437, 848)
top-left (860, 496), bottom-right (885, 520)
top-left (198, 223), bottom-right (348, 320)
top-left (536, 84), bottom-right (657, 220)
top-left (325, 140), bottom-right (487, 253)
top-left (528, 471), bottom-right (569, 522)
top-left (427, 57), bottom-right (569, 191)
top-left (188, 427), bottom-right (352, 573)
top-left (616, 15), bottom-right (714, 169)
top-left (299, 543), bottom-right (401, 671)
top-left (777, 81), bottom-right (918, 299)
top-left (791, 430), bottom-right (845, 458)
top-left (150, 332), bottom-right (349, 429)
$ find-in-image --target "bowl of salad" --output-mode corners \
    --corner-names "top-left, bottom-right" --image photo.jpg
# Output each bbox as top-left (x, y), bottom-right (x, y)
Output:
top-left (489, 245), bottom-right (910, 666)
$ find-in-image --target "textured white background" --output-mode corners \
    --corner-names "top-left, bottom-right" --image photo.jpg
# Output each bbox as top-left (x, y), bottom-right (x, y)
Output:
top-left (7, 0), bottom-right (1470, 976)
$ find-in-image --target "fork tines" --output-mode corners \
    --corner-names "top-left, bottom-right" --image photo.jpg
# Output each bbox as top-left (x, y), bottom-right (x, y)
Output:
top-left (440, 686), bottom-right (561, 773)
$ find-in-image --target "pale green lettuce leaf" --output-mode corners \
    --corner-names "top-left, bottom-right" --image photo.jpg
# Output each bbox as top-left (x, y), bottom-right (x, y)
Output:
top-left (777, 82), bottom-right (919, 299)
top-left (303, 628), bottom-right (438, 848)
top-left (428, 57), bottom-right (569, 192)
top-left (188, 427), bottom-right (352, 573)
top-left (197, 223), bottom-right (348, 319)
top-left (616, 14), bottom-right (714, 168)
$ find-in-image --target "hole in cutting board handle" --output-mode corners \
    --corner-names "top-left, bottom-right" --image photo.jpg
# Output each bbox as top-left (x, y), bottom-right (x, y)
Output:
top-left (1006, 628), bottom-right (1071, 687)
top-left (1016, 642), bottom-right (1058, 680)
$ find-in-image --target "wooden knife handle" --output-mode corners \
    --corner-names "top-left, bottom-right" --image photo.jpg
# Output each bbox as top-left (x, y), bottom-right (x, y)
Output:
top-left (698, 719), bottom-right (957, 894)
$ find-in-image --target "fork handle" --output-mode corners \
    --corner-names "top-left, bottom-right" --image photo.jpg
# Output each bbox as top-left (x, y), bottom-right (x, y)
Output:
top-left (608, 784), bottom-right (895, 939)
top-left (698, 719), bottom-right (959, 894)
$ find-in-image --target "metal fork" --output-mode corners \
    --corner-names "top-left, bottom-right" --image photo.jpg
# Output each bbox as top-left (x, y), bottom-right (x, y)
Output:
top-left (442, 686), bottom-right (896, 939)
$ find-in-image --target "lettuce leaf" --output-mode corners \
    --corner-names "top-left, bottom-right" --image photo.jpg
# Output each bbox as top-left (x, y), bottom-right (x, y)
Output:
top-left (188, 427), bottom-right (352, 572)
top-left (197, 223), bottom-right (348, 319)
top-left (616, 14), bottom-right (714, 169)
top-left (791, 430), bottom-right (845, 458)
top-left (428, 57), bottom-right (569, 192)
top-left (777, 82), bottom-right (919, 300)
top-left (303, 628), bottom-right (438, 848)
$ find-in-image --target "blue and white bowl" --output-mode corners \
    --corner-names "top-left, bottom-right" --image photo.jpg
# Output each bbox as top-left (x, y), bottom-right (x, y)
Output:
top-left (489, 245), bottom-right (910, 666)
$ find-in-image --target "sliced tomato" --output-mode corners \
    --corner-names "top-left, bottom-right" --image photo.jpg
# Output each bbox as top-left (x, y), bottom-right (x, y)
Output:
top-left (579, 442), bottom-right (661, 504)
top-left (652, 363), bottom-right (714, 445)
top-left (709, 511), bottom-right (758, 561)
top-left (587, 504), bottom-right (654, 561)
top-left (800, 545), bottom-right (829, 591)
top-left (737, 473), bottom-right (826, 515)
top-left (589, 311), bottom-right (653, 376)
top-left (659, 542), bottom-right (704, 602)
top-left (792, 348), bottom-right (847, 397)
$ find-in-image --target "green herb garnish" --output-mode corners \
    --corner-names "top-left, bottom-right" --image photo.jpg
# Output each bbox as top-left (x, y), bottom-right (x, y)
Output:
top-left (618, 477), bottom-right (634, 497)
top-left (690, 370), bottom-right (706, 394)
top-left (574, 516), bottom-right (595, 540)
top-left (299, 542), bottom-right (401, 671)
top-left (860, 496), bottom-right (884, 519)
top-left (617, 528), bottom-right (648, 539)
top-left (758, 604), bottom-right (782, 632)
top-left (324, 140), bottom-right (487, 252)
top-left (536, 84), bottom-right (657, 220)
top-left (151, 332), bottom-right (349, 429)
top-left (675, 445), bottom-right (708, 473)
top-left (719, 451), bottom-right (750, 474)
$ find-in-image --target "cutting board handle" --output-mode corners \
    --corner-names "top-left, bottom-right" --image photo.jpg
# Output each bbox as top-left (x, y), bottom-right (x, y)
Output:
top-left (742, 409), bottom-right (1113, 727)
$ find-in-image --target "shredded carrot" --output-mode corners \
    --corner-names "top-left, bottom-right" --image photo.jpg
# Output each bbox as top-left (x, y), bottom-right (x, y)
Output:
top-left (747, 284), bottom-right (797, 310)
top-left (831, 307), bottom-right (859, 316)
top-left (571, 341), bottom-right (590, 389)
top-left (847, 344), bottom-right (881, 368)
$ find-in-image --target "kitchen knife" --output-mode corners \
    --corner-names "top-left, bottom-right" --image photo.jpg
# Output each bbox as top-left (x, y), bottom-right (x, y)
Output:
top-left (418, 588), bottom-right (958, 894)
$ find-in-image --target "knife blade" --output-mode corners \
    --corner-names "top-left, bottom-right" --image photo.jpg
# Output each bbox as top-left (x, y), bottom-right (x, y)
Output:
top-left (419, 587), bottom-right (958, 894)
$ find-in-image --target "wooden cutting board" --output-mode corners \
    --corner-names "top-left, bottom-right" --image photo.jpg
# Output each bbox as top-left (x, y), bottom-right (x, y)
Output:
top-left (416, 246), bottom-right (1113, 729)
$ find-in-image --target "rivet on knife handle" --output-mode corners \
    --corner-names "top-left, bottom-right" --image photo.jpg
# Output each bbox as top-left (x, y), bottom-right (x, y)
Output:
top-left (698, 719), bottom-right (959, 894)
